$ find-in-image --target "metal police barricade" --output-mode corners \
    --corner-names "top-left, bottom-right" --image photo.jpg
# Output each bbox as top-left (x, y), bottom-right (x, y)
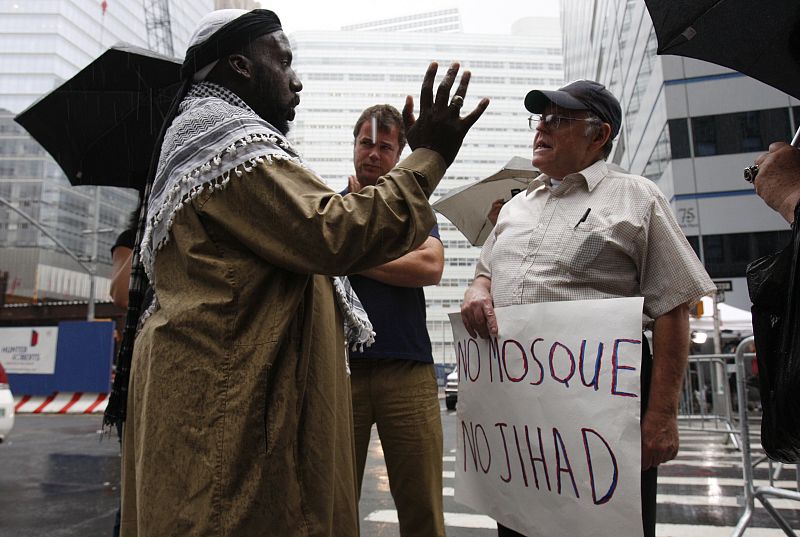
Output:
top-left (679, 353), bottom-right (739, 448)
top-left (732, 336), bottom-right (800, 537)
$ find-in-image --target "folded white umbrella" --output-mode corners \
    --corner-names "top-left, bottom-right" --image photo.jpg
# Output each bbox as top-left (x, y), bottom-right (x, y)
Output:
top-left (433, 156), bottom-right (539, 246)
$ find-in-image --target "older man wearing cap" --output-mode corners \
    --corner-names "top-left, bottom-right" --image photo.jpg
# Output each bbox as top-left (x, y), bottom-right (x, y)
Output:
top-left (111, 8), bottom-right (489, 537)
top-left (461, 80), bottom-right (714, 537)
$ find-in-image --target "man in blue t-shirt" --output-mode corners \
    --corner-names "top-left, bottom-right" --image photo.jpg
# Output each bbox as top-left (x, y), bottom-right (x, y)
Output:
top-left (345, 104), bottom-right (446, 537)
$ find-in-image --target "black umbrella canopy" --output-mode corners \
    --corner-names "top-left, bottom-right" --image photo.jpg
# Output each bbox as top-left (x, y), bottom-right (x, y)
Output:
top-left (645, 0), bottom-right (800, 100)
top-left (14, 43), bottom-right (182, 191)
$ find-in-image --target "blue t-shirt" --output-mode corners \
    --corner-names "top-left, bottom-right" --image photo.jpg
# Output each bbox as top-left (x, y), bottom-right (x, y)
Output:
top-left (341, 184), bottom-right (439, 362)
top-left (349, 218), bottom-right (439, 363)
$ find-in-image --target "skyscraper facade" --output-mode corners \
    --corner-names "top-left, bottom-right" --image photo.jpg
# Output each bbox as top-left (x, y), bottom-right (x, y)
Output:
top-left (288, 13), bottom-right (563, 363)
top-left (0, 0), bottom-right (212, 302)
top-left (560, 0), bottom-right (797, 309)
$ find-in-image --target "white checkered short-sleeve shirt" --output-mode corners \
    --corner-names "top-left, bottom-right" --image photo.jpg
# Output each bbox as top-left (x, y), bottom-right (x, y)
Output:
top-left (475, 160), bottom-right (716, 323)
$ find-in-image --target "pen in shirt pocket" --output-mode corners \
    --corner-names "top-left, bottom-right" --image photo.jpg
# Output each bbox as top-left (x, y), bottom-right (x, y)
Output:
top-left (575, 208), bottom-right (591, 228)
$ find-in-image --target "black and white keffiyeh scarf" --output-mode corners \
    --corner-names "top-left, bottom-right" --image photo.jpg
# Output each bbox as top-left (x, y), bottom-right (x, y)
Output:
top-left (104, 82), bottom-right (374, 428)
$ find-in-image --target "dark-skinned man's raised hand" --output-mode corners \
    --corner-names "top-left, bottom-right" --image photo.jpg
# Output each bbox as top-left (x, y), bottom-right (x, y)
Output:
top-left (403, 62), bottom-right (490, 166)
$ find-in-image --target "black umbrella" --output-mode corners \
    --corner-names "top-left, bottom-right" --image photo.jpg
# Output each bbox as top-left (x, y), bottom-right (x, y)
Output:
top-left (645, 0), bottom-right (800, 471)
top-left (644, 0), bottom-right (800, 101)
top-left (14, 43), bottom-right (182, 191)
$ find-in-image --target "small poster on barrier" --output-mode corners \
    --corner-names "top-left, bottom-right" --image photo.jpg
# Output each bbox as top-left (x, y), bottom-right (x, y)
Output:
top-left (448, 297), bottom-right (644, 537)
top-left (0, 326), bottom-right (59, 375)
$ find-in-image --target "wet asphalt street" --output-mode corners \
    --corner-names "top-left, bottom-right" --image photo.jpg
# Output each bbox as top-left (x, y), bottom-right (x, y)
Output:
top-left (0, 415), bottom-right (119, 537)
top-left (2, 406), bottom-right (799, 536)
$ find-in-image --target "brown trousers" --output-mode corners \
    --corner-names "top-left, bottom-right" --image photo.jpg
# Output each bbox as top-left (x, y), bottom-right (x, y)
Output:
top-left (350, 358), bottom-right (446, 537)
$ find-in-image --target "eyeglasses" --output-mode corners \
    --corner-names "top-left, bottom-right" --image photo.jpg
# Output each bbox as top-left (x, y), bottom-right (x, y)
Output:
top-left (528, 114), bottom-right (600, 131)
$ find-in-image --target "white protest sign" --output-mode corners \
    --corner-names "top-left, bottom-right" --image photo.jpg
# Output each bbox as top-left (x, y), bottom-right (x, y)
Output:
top-left (449, 297), bottom-right (644, 537)
top-left (0, 326), bottom-right (59, 374)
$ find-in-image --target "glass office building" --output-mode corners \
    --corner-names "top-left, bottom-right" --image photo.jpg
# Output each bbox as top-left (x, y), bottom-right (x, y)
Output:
top-left (560, 0), bottom-right (797, 309)
top-left (288, 12), bottom-right (563, 363)
top-left (0, 0), bottom-right (212, 302)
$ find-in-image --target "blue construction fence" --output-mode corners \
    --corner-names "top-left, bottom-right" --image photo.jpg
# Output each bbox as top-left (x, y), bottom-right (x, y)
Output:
top-left (6, 321), bottom-right (114, 396)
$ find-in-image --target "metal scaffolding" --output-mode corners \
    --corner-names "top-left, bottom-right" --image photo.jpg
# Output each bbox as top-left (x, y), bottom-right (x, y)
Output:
top-left (142, 0), bottom-right (174, 57)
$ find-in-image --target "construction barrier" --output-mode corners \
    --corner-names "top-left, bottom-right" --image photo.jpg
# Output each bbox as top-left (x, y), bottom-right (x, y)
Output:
top-left (14, 392), bottom-right (108, 414)
top-left (731, 337), bottom-right (800, 536)
top-left (678, 341), bottom-right (800, 535)
top-left (679, 353), bottom-right (739, 447)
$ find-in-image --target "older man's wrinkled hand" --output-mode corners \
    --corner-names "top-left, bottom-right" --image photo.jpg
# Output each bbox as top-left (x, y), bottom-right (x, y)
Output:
top-left (754, 142), bottom-right (800, 224)
top-left (461, 276), bottom-right (498, 339)
top-left (641, 409), bottom-right (679, 470)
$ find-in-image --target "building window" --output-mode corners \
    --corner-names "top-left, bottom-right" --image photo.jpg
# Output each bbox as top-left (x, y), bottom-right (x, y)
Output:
top-left (686, 235), bottom-right (701, 258)
top-left (643, 123), bottom-right (671, 181)
top-left (668, 118), bottom-right (691, 159)
top-left (625, 29), bottom-right (659, 136)
top-left (699, 229), bottom-right (792, 278)
top-left (691, 107), bottom-right (791, 157)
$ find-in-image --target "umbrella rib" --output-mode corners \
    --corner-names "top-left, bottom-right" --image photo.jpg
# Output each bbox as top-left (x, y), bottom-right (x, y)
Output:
top-left (474, 219), bottom-right (491, 246)
top-left (662, 0), bottom-right (731, 51)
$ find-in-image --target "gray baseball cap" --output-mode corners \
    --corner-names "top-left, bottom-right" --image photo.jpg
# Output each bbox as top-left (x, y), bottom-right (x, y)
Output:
top-left (524, 80), bottom-right (622, 139)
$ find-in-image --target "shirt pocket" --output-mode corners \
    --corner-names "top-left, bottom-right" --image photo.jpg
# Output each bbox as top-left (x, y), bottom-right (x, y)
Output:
top-left (557, 213), bottom-right (610, 274)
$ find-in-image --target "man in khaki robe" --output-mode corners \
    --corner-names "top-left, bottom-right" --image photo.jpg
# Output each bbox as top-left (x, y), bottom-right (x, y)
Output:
top-left (119, 8), bottom-right (488, 537)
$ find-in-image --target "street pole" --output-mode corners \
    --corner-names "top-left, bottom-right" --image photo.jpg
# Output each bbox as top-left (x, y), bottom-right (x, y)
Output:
top-left (712, 292), bottom-right (723, 355)
top-left (81, 187), bottom-right (114, 322)
top-left (88, 187), bottom-right (101, 321)
top-left (711, 291), bottom-right (726, 415)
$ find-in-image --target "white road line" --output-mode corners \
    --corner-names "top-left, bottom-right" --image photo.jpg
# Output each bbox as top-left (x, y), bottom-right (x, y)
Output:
top-left (680, 440), bottom-right (762, 449)
top-left (445, 452), bottom-right (749, 462)
top-left (675, 451), bottom-right (743, 459)
top-left (657, 494), bottom-right (800, 510)
top-left (445, 473), bottom-right (799, 489)
top-left (659, 476), bottom-right (799, 488)
top-left (364, 511), bottom-right (799, 534)
top-left (656, 523), bottom-right (797, 536)
top-left (364, 509), bottom-right (497, 529)
top-left (662, 459), bottom-right (743, 469)
top-left (443, 487), bottom-right (799, 508)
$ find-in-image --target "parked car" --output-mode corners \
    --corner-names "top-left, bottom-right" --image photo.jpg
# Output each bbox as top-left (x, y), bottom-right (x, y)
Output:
top-left (0, 363), bottom-right (14, 443)
top-left (445, 368), bottom-right (458, 411)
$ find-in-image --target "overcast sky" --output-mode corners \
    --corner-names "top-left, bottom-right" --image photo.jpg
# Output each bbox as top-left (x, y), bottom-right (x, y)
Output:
top-left (258, 0), bottom-right (561, 34)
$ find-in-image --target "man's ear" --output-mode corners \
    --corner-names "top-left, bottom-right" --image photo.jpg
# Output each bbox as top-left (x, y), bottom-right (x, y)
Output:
top-left (226, 54), bottom-right (253, 81)
top-left (592, 122), bottom-right (612, 151)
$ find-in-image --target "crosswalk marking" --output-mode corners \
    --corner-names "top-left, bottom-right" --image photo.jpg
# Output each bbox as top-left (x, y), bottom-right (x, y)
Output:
top-left (657, 494), bottom-right (800, 510)
top-left (659, 476), bottom-right (799, 488)
top-left (364, 509), bottom-right (497, 529)
top-left (675, 451), bottom-right (742, 459)
top-left (447, 476), bottom-right (796, 506)
top-left (364, 511), bottom-right (797, 535)
top-left (663, 459), bottom-right (744, 469)
top-left (655, 523), bottom-right (794, 537)
top-left (361, 412), bottom-right (800, 535)
top-left (444, 471), bottom-right (799, 490)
